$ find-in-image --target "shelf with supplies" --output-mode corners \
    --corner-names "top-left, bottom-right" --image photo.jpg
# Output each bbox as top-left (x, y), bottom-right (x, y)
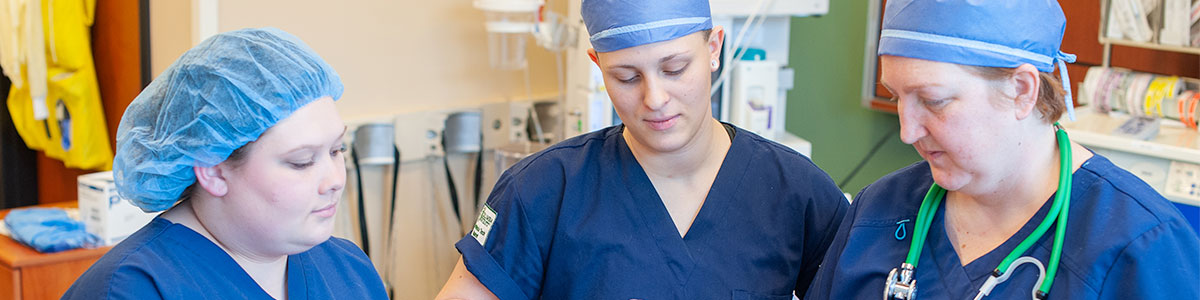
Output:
top-left (1098, 0), bottom-right (1200, 65)
top-left (1072, 0), bottom-right (1200, 209)
top-left (1068, 65), bottom-right (1200, 207)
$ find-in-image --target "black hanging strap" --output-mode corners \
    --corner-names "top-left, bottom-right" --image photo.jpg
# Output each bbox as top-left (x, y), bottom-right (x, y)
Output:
top-left (350, 144), bottom-right (371, 257)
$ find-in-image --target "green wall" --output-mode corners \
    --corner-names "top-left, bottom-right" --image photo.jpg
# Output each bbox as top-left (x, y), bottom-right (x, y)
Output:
top-left (784, 0), bottom-right (923, 195)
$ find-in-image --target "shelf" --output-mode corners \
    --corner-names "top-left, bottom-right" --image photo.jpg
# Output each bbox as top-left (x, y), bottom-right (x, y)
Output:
top-left (1061, 107), bottom-right (1200, 165)
top-left (1099, 37), bottom-right (1200, 56)
top-left (866, 98), bottom-right (897, 114)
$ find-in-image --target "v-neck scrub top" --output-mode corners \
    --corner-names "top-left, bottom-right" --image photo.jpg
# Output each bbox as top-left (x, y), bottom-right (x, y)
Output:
top-left (455, 124), bottom-right (850, 299)
top-left (62, 217), bottom-right (388, 299)
top-left (805, 155), bottom-right (1200, 299)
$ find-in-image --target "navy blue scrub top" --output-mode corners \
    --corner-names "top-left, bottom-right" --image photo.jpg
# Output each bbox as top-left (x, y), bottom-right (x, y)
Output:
top-left (806, 154), bottom-right (1200, 299)
top-left (62, 217), bottom-right (388, 299)
top-left (455, 124), bottom-right (849, 299)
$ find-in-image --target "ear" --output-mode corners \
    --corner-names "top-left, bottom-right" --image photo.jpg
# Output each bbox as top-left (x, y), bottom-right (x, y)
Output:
top-left (708, 26), bottom-right (725, 71)
top-left (193, 165), bottom-right (229, 197)
top-left (587, 48), bottom-right (599, 66)
top-left (1010, 63), bottom-right (1041, 120)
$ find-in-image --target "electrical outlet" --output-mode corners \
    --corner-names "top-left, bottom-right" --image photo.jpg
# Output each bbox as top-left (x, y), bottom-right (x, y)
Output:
top-left (1165, 161), bottom-right (1200, 205)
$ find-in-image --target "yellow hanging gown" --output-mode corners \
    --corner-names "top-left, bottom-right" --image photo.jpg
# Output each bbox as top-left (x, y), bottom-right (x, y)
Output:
top-left (3, 0), bottom-right (111, 170)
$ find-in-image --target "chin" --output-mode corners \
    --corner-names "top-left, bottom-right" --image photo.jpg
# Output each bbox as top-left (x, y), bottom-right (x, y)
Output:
top-left (299, 222), bottom-right (336, 246)
top-left (631, 126), bottom-right (694, 153)
top-left (929, 167), bottom-right (968, 191)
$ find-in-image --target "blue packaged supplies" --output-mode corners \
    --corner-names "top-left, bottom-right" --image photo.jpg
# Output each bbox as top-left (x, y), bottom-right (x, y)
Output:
top-left (4, 208), bottom-right (99, 253)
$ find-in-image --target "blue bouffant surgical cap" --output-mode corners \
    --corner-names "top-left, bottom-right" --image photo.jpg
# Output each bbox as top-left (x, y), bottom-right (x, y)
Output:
top-left (113, 27), bottom-right (343, 212)
top-left (879, 0), bottom-right (1078, 120)
top-left (581, 0), bottom-right (713, 53)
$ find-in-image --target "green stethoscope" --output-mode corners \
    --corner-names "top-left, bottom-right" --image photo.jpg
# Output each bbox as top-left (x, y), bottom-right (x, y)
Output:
top-left (884, 123), bottom-right (1073, 300)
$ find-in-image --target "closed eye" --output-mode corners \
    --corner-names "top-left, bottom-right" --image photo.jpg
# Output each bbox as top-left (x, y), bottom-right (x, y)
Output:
top-left (922, 97), bottom-right (950, 107)
top-left (290, 161), bottom-right (315, 169)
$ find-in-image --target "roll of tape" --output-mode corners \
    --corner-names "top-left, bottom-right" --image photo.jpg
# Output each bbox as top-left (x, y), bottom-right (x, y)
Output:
top-left (1103, 71), bottom-right (1128, 113)
top-left (1125, 74), bottom-right (1154, 116)
top-left (1144, 78), bottom-right (1167, 117)
top-left (1111, 72), bottom-right (1135, 113)
top-left (1081, 67), bottom-right (1106, 108)
top-left (1173, 90), bottom-right (1193, 121)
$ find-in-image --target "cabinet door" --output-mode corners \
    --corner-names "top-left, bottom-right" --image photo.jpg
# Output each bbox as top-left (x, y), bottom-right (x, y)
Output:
top-left (20, 258), bottom-right (99, 300)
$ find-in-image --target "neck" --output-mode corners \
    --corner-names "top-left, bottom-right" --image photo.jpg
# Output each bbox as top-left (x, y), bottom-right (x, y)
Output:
top-left (162, 200), bottom-right (289, 299)
top-left (624, 118), bottom-right (729, 179)
top-left (942, 124), bottom-right (1077, 264)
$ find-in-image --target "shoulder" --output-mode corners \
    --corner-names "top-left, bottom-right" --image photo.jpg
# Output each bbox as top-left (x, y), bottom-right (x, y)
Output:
top-left (1075, 154), bottom-right (1187, 227)
top-left (502, 126), bottom-right (618, 178)
top-left (735, 126), bottom-right (819, 168)
top-left (1068, 154), bottom-right (1198, 256)
top-left (64, 218), bottom-right (178, 299)
top-left (851, 161), bottom-right (932, 219)
top-left (1069, 154), bottom-right (1192, 245)
top-left (1054, 154), bottom-right (1200, 292)
top-left (296, 238), bottom-right (387, 292)
top-left (730, 126), bottom-right (839, 190)
top-left (488, 126), bottom-right (621, 200)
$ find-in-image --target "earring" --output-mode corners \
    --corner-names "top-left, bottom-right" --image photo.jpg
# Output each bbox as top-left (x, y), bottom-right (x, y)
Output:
top-left (711, 60), bottom-right (720, 69)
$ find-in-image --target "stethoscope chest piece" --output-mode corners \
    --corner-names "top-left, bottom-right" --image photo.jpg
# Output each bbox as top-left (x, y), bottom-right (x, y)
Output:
top-left (885, 263), bottom-right (917, 300)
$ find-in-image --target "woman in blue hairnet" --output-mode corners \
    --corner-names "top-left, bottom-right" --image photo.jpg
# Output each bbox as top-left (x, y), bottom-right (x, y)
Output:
top-left (436, 0), bottom-right (848, 299)
top-left (805, 1), bottom-right (1200, 299)
top-left (62, 28), bottom-right (387, 299)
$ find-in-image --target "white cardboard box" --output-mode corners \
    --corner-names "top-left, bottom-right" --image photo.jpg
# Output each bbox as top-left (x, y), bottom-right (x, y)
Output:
top-left (77, 171), bottom-right (161, 245)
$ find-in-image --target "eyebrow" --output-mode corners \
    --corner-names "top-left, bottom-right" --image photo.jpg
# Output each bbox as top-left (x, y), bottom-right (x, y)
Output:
top-left (284, 126), bottom-right (348, 154)
top-left (881, 81), bottom-right (949, 96)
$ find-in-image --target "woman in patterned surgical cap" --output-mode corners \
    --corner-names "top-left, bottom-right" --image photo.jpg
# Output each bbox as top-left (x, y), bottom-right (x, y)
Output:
top-left (63, 28), bottom-right (387, 299)
top-left (437, 0), bottom-right (849, 299)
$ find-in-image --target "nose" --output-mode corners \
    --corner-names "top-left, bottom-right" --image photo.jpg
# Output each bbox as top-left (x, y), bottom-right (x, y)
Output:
top-left (320, 153), bottom-right (347, 195)
top-left (897, 99), bottom-right (926, 145)
top-left (641, 76), bottom-right (670, 111)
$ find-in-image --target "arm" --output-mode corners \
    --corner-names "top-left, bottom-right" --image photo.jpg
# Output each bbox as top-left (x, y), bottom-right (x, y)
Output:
top-left (436, 257), bottom-right (499, 300)
top-left (799, 186), bottom-right (865, 300)
top-left (793, 171), bottom-right (852, 296)
top-left (439, 158), bottom-right (561, 300)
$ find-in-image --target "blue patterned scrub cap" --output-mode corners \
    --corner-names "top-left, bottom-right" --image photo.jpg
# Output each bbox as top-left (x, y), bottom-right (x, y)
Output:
top-left (879, 0), bottom-right (1078, 120)
top-left (113, 27), bottom-right (343, 212)
top-left (581, 0), bottom-right (713, 53)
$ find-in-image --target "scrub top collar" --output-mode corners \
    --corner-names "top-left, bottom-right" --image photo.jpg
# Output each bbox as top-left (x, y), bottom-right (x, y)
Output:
top-left (611, 123), bottom-right (756, 286)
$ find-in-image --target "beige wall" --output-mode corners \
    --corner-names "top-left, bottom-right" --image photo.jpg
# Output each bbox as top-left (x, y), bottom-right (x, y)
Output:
top-left (151, 0), bottom-right (567, 120)
top-left (149, 0), bottom-right (192, 78)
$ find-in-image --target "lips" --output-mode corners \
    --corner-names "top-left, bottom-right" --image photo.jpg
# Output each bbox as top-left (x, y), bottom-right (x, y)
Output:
top-left (924, 150), bottom-right (944, 160)
top-left (312, 200), bottom-right (337, 217)
top-left (644, 115), bottom-right (680, 131)
top-left (915, 144), bottom-right (945, 161)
